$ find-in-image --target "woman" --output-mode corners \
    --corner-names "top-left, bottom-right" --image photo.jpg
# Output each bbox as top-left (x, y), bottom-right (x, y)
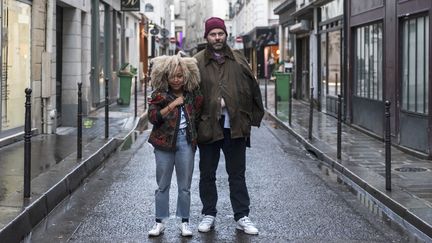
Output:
top-left (147, 53), bottom-right (203, 237)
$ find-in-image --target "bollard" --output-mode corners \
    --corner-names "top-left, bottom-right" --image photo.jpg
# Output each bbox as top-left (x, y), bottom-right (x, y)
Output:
top-left (264, 78), bottom-right (268, 109)
top-left (289, 80), bottom-right (292, 126)
top-left (145, 63), bottom-right (153, 110)
top-left (308, 87), bottom-right (314, 140)
top-left (24, 88), bottom-right (32, 198)
top-left (134, 76), bottom-right (138, 117)
top-left (77, 82), bottom-right (83, 159)
top-left (144, 75), bottom-right (148, 110)
top-left (385, 100), bottom-right (391, 191)
top-left (337, 94), bottom-right (342, 159)
top-left (105, 78), bottom-right (109, 139)
top-left (274, 76), bottom-right (278, 115)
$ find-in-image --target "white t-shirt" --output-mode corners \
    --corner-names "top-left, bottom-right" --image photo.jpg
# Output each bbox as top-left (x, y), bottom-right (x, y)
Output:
top-left (179, 107), bottom-right (187, 129)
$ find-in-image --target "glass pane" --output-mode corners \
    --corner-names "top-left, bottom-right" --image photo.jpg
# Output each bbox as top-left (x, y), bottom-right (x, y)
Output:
top-left (320, 33), bottom-right (327, 94)
top-left (354, 23), bottom-right (383, 100)
top-left (365, 26), bottom-right (370, 98)
top-left (401, 16), bottom-right (429, 114)
top-left (359, 27), bottom-right (365, 96)
top-left (426, 16), bottom-right (429, 114)
top-left (408, 19), bottom-right (416, 111)
top-left (417, 17), bottom-right (425, 113)
top-left (328, 31), bottom-right (341, 96)
top-left (355, 28), bottom-right (361, 96)
top-left (99, 3), bottom-right (105, 102)
top-left (321, 0), bottom-right (343, 21)
top-left (1, 0), bottom-right (31, 130)
top-left (377, 23), bottom-right (383, 100)
top-left (402, 20), bottom-right (409, 110)
top-left (370, 25), bottom-right (375, 99)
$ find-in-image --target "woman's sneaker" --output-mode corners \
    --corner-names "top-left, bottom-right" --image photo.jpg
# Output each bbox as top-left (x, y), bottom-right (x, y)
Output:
top-left (198, 215), bottom-right (215, 232)
top-left (148, 222), bottom-right (165, 237)
top-left (180, 222), bottom-right (193, 237)
top-left (236, 216), bottom-right (258, 235)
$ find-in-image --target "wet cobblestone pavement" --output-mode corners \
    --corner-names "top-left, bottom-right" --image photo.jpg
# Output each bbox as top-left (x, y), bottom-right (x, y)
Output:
top-left (27, 123), bottom-right (410, 242)
top-left (261, 80), bottom-right (432, 241)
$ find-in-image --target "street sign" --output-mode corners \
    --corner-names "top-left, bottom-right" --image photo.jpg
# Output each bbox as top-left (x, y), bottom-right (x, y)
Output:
top-left (121, 0), bottom-right (140, 11)
top-left (170, 37), bottom-right (176, 43)
top-left (235, 36), bottom-right (243, 43)
top-left (160, 28), bottom-right (169, 37)
top-left (150, 28), bottom-right (159, 35)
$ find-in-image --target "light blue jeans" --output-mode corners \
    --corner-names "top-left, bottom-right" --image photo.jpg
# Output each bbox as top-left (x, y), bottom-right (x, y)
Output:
top-left (154, 128), bottom-right (195, 220)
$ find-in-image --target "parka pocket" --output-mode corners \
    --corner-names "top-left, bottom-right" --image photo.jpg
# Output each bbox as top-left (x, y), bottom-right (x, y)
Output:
top-left (197, 115), bottom-right (212, 143)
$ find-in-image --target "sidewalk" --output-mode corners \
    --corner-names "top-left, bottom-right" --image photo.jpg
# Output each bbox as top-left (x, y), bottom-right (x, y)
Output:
top-left (0, 92), bottom-right (148, 242)
top-left (261, 80), bottom-right (432, 241)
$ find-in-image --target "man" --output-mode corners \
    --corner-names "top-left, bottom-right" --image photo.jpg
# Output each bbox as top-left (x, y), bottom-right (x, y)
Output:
top-left (194, 17), bottom-right (264, 235)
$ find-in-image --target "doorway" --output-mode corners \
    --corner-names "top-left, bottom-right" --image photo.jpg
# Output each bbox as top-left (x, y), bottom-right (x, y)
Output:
top-left (296, 37), bottom-right (310, 100)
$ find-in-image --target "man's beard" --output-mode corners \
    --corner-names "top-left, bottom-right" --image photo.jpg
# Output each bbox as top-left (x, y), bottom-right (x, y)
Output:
top-left (207, 40), bottom-right (227, 52)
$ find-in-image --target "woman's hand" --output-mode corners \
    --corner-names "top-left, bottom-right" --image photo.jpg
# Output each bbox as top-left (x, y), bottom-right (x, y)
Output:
top-left (161, 96), bottom-right (184, 117)
top-left (171, 96), bottom-right (184, 108)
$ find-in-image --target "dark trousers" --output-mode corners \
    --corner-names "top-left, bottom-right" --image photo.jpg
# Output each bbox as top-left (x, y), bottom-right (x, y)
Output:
top-left (198, 128), bottom-right (250, 221)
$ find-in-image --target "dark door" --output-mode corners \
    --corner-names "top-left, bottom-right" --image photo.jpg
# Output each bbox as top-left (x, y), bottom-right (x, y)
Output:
top-left (56, 6), bottom-right (63, 126)
top-left (296, 37), bottom-right (310, 100)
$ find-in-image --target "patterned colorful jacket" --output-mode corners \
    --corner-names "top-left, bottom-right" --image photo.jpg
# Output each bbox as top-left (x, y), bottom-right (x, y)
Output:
top-left (148, 89), bottom-right (203, 151)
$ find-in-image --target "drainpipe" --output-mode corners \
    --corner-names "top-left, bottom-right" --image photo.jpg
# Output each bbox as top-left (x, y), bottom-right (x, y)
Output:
top-left (43, 0), bottom-right (54, 133)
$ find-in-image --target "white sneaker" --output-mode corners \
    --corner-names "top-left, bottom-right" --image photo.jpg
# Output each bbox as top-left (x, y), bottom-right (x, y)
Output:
top-left (198, 215), bottom-right (215, 232)
top-left (180, 222), bottom-right (193, 237)
top-left (236, 216), bottom-right (259, 235)
top-left (148, 222), bottom-right (165, 237)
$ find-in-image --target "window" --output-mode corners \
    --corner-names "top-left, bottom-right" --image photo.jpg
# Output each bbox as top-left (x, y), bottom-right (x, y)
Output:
top-left (401, 15), bottom-right (429, 114)
top-left (145, 3), bottom-right (154, 12)
top-left (354, 22), bottom-right (383, 100)
top-left (320, 32), bottom-right (342, 97)
top-left (321, 0), bottom-right (343, 21)
top-left (1, 0), bottom-right (31, 130)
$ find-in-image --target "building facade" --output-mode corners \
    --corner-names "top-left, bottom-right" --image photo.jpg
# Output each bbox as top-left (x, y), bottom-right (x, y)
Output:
top-left (0, 0), bottom-right (146, 139)
top-left (347, 0), bottom-right (431, 156)
top-left (182, 0), bottom-right (232, 55)
top-left (275, 0), bottom-right (432, 157)
top-left (230, 0), bottom-right (283, 79)
top-left (144, 0), bottom-right (173, 57)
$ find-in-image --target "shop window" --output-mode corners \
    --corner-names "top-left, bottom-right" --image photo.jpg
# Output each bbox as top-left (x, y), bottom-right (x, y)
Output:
top-left (98, 2), bottom-right (106, 102)
top-left (401, 15), bottom-right (429, 114)
top-left (354, 22), bottom-right (383, 100)
top-left (1, 0), bottom-right (31, 131)
top-left (321, 31), bottom-right (341, 97)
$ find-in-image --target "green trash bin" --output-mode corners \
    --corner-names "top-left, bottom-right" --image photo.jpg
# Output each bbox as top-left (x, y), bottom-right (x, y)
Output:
top-left (117, 73), bottom-right (133, 105)
top-left (274, 72), bottom-right (291, 102)
top-left (117, 63), bottom-right (137, 105)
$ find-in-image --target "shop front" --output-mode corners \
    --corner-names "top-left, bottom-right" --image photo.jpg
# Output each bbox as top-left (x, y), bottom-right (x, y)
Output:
top-left (0, 0), bottom-right (31, 135)
top-left (318, 0), bottom-right (343, 116)
top-left (347, 0), bottom-right (432, 156)
top-left (243, 26), bottom-right (279, 79)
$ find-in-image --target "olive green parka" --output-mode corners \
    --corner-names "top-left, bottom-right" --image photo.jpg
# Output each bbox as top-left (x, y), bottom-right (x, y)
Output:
top-left (194, 46), bottom-right (264, 144)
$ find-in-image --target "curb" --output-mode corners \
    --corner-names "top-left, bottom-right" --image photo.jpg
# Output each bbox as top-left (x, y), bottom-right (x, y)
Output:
top-left (0, 128), bottom-right (38, 148)
top-left (0, 112), bottom-right (148, 242)
top-left (265, 111), bottom-right (432, 241)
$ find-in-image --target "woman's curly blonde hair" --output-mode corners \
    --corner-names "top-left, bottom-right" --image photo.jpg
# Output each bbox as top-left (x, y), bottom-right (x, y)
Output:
top-left (150, 53), bottom-right (200, 92)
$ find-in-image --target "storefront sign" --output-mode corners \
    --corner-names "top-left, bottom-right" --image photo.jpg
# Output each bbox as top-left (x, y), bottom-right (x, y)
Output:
top-left (121, 0), bottom-right (140, 11)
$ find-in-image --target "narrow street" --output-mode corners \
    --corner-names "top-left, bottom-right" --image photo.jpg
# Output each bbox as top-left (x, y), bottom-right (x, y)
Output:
top-left (26, 118), bottom-right (409, 242)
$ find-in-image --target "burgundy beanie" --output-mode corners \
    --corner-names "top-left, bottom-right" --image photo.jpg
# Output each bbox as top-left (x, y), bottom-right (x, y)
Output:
top-left (204, 17), bottom-right (227, 38)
